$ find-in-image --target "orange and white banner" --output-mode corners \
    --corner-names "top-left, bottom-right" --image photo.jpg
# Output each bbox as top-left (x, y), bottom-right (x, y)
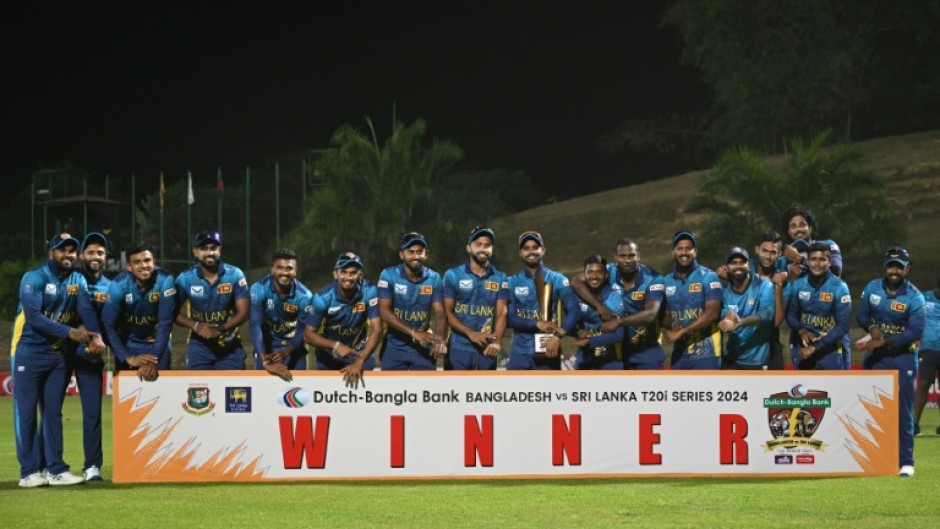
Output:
top-left (113, 371), bottom-right (898, 482)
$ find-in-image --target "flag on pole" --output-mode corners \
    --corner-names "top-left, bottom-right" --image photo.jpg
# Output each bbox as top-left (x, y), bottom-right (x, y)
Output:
top-left (159, 171), bottom-right (165, 211)
top-left (187, 171), bottom-right (195, 205)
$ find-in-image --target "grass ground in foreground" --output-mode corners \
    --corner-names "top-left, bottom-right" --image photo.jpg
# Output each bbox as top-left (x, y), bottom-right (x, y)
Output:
top-left (0, 397), bottom-right (938, 528)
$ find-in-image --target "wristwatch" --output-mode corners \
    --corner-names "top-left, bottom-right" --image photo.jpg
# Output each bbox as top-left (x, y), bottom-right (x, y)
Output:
top-left (216, 323), bottom-right (227, 334)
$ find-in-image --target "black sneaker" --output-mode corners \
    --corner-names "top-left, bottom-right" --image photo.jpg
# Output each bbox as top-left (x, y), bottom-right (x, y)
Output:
top-left (936, 425), bottom-right (940, 436)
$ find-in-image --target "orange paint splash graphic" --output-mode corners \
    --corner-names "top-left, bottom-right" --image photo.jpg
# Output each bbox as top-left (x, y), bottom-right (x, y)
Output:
top-left (837, 388), bottom-right (899, 475)
top-left (113, 389), bottom-right (267, 483)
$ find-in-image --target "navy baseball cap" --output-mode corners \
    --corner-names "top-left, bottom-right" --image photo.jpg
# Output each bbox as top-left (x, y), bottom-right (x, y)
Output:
top-left (672, 230), bottom-right (696, 248)
top-left (49, 232), bottom-right (80, 251)
top-left (81, 231), bottom-right (108, 251)
top-left (518, 230), bottom-right (544, 248)
top-left (725, 247), bottom-right (750, 263)
top-left (194, 230), bottom-right (221, 247)
top-left (335, 252), bottom-right (364, 269)
top-left (884, 246), bottom-right (911, 268)
top-left (399, 231), bottom-right (428, 250)
top-left (467, 226), bottom-right (495, 244)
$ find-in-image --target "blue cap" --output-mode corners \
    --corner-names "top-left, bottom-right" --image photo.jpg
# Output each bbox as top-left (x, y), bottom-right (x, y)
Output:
top-left (335, 252), bottom-right (364, 269)
top-left (467, 226), bottom-right (495, 244)
top-left (399, 232), bottom-right (428, 250)
top-left (194, 230), bottom-right (221, 247)
top-left (518, 230), bottom-right (544, 248)
top-left (81, 231), bottom-right (108, 251)
top-left (672, 230), bottom-right (696, 248)
top-left (884, 246), bottom-right (911, 268)
top-left (725, 247), bottom-right (750, 263)
top-left (49, 232), bottom-right (80, 251)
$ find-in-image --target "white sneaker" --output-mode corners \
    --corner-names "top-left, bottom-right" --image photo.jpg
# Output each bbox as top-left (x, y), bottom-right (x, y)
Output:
top-left (899, 465), bottom-right (915, 477)
top-left (84, 466), bottom-right (102, 482)
top-left (47, 471), bottom-right (85, 486)
top-left (18, 472), bottom-right (49, 488)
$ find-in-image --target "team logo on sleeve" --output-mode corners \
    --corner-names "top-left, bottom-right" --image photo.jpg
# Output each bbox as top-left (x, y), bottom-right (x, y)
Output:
top-left (631, 292), bottom-right (645, 301)
top-left (284, 303), bottom-right (298, 313)
top-left (24, 283), bottom-right (33, 294)
top-left (819, 292), bottom-right (833, 302)
top-left (420, 285), bottom-right (433, 295)
top-left (369, 298), bottom-right (378, 306)
top-left (353, 302), bottom-right (366, 313)
top-left (67, 284), bottom-right (79, 295)
top-left (649, 284), bottom-right (664, 292)
top-left (485, 281), bottom-right (499, 292)
top-left (149, 293), bottom-right (160, 302)
top-left (125, 293), bottom-right (134, 303)
top-left (709, 282), bottom-right (722, 289)
top-left (890, 301), bottom-right (907, 312)
top-left (94, 292), bottom-right (109, 302)
top-left (377, 280), bottom-right (389, 288)
top-left (164, 287), bottom-right (176, 297)
top-left (840, 295), bottom-right (851, 303)
top-left (238, 278), bottom-right (247, 287)
top-left (562, 279), bottom-right (570, 287)
top-left (688, 283), bottom-right (702, 293)
top-left (459, 279), bottom-right (473, 290)
top-left (218, 283), bottom-right (233, 294)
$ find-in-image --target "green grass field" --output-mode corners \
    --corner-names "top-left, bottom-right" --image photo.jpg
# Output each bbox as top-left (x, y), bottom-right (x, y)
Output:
top-left (0, 397), bottom-right (938, 528)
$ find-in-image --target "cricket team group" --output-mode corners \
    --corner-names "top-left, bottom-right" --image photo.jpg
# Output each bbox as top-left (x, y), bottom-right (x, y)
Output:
top-left (11, 202), bottom-right (940, 486)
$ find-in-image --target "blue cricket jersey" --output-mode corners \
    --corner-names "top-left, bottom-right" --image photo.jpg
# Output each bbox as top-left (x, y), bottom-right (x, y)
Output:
top-left (923, 290), bottom-right (940, 351)
top-left (608, 262), bottom-right (661, 352)
top-left (507, 264), bottom-right (581, 356)
top-left (249, 275), bottom-right (314, 354)
top-left (785, 271), bottom-right (852, 354)
top-left (775, 238), bottom-right (843, 275)
top-left (377, 264), bottom-right (444, 349)
top-left (647, 261), bottom-right (723, 360)
top-left (856, 278), bottom-right (926, 355)
top-left (101, 268), bottom-right (177, 363)
top-left (175, 261), bottom-right (249, 346)
top-left (76, 272), bottom-right (111, 344)
top-left (722, 275), bottom-right (775, 366)
top-left (11, 261), bottom-right (93, 356)
top-left (442, 263), bottom-right (510, 352)
top-left (574, 284), bottom-right (625, 364)
top-left (306, 281), bottom-right (380, 354)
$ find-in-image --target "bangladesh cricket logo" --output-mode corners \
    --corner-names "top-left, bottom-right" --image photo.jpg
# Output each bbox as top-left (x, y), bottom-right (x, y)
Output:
top-left (762, 384), bottom-right (830, 451)
top-left (182, 385), bottom-right (216, 416)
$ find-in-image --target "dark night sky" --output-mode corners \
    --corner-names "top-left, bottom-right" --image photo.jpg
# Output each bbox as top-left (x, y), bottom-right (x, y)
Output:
top-left (4, 1), bottom-right (704, 199)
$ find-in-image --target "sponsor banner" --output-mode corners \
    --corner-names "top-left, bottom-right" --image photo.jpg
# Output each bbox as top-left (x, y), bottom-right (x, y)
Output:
top-left (114, 371), bottom-right (901, 482)
top-left (0, 371), bottom-right (114, 397)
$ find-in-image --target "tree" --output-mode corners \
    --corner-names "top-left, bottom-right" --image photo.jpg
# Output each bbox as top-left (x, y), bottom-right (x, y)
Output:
top-left (691, 131), bottom-right (902, 284)
top-left (285, 117), bottom-right (529, 281)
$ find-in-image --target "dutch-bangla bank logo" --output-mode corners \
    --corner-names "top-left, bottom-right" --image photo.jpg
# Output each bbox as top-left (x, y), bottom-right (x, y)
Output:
top-left (278, 387), bottom-right (312, 408)
top-left (763, 384), bottom-right (831, 454)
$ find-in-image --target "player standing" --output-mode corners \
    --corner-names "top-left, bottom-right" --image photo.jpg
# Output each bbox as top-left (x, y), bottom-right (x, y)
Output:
top-left (249, 249), bottom-right (313, 381)
top-left (442, 226), bottom-right (509, 370)
top-left (718, 247), bottom-right (775, 369)
top-left (174, 230), bottom-right (250, 369)
top-left (913, 276), bottom-right (940, 436)
top-left (856, 247), bottom-right (925, 477)
top-left (377, 232), bottom-right (448, 370)
top-left (570, 255), bottom-right (625, 369)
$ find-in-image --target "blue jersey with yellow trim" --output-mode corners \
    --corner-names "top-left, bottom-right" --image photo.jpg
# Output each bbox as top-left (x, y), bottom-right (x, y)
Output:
top-left (249, 275), bottom-right (314, 354)
top-left (647, 261), bottom-right (723, 359)
top-left (856, 278), bottom-right (925, 354)
top-left (377, 264), bottom-right (443, 349)
top-left (575, 284), bottom-right (626, 352)
top-left (101, 268), bottom-right (177, 362)
top-left (306, 281), bottom-right (380, 352)
top-left (722, 275), bottom-right (775, 366)
top-left (922, 290), bottom-right (940, 351)
top-left (443, 263), bottom-right (510, 352)
top-left (175, 261), bottom-right (249, 342)
top-left (507, 264), bottom-right (581, 356)
top-left (12, 261), bottom-right (91, 355)
top-left (608, 262), bottom-right (661, 351)
top-left (785, 271), bottom-right (852, 353)
top-left (78, 272), bottom-right (110, 338)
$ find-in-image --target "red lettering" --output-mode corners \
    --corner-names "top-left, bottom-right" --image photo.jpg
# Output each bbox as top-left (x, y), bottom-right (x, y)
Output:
top-left (464, 415), bottom-right (494, 467)
top-left (278, 415), bottom-right (331, 469)
top-left (719, 414), bottom-right (749, 465)
top-left (390, 415), bottom-right (405, 468)
top-left (551, 414), bottom-right (581, 466)
top-left (639, 414), bottom-right (662, 465)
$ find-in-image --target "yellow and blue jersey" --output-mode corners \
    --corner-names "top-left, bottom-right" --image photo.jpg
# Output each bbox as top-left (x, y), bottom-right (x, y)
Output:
top-left (785, 270), bottom-right (852, 354)
top-left (248, 275), bottom-right (313, 353)
top-left (307, 281), bottom-right (379, 351)
top-left (575, 284), bottom-right (625, 357)
top-left (648, 261), bottom-right (723, 359)
top-left (507, 264), bottom-right (581, 356)
top-left (722, 275), bottom-right (775, 366)
top-left (857, 278), bottom-right (925, 354)
top-left (608, 262), bottom-right (661, 351)
top-left (377, 264), bottom-right (443, 349)
top-left (175, 261), bottom-right (249, 343)
top-left (442, 263), bottom-right (509, 352)
top-left (101, 268), bottom-right (176, 362)
top-left (11, 261), bottom-right (92, 356)
top-left (922, 290), bottom-right (940, 351)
